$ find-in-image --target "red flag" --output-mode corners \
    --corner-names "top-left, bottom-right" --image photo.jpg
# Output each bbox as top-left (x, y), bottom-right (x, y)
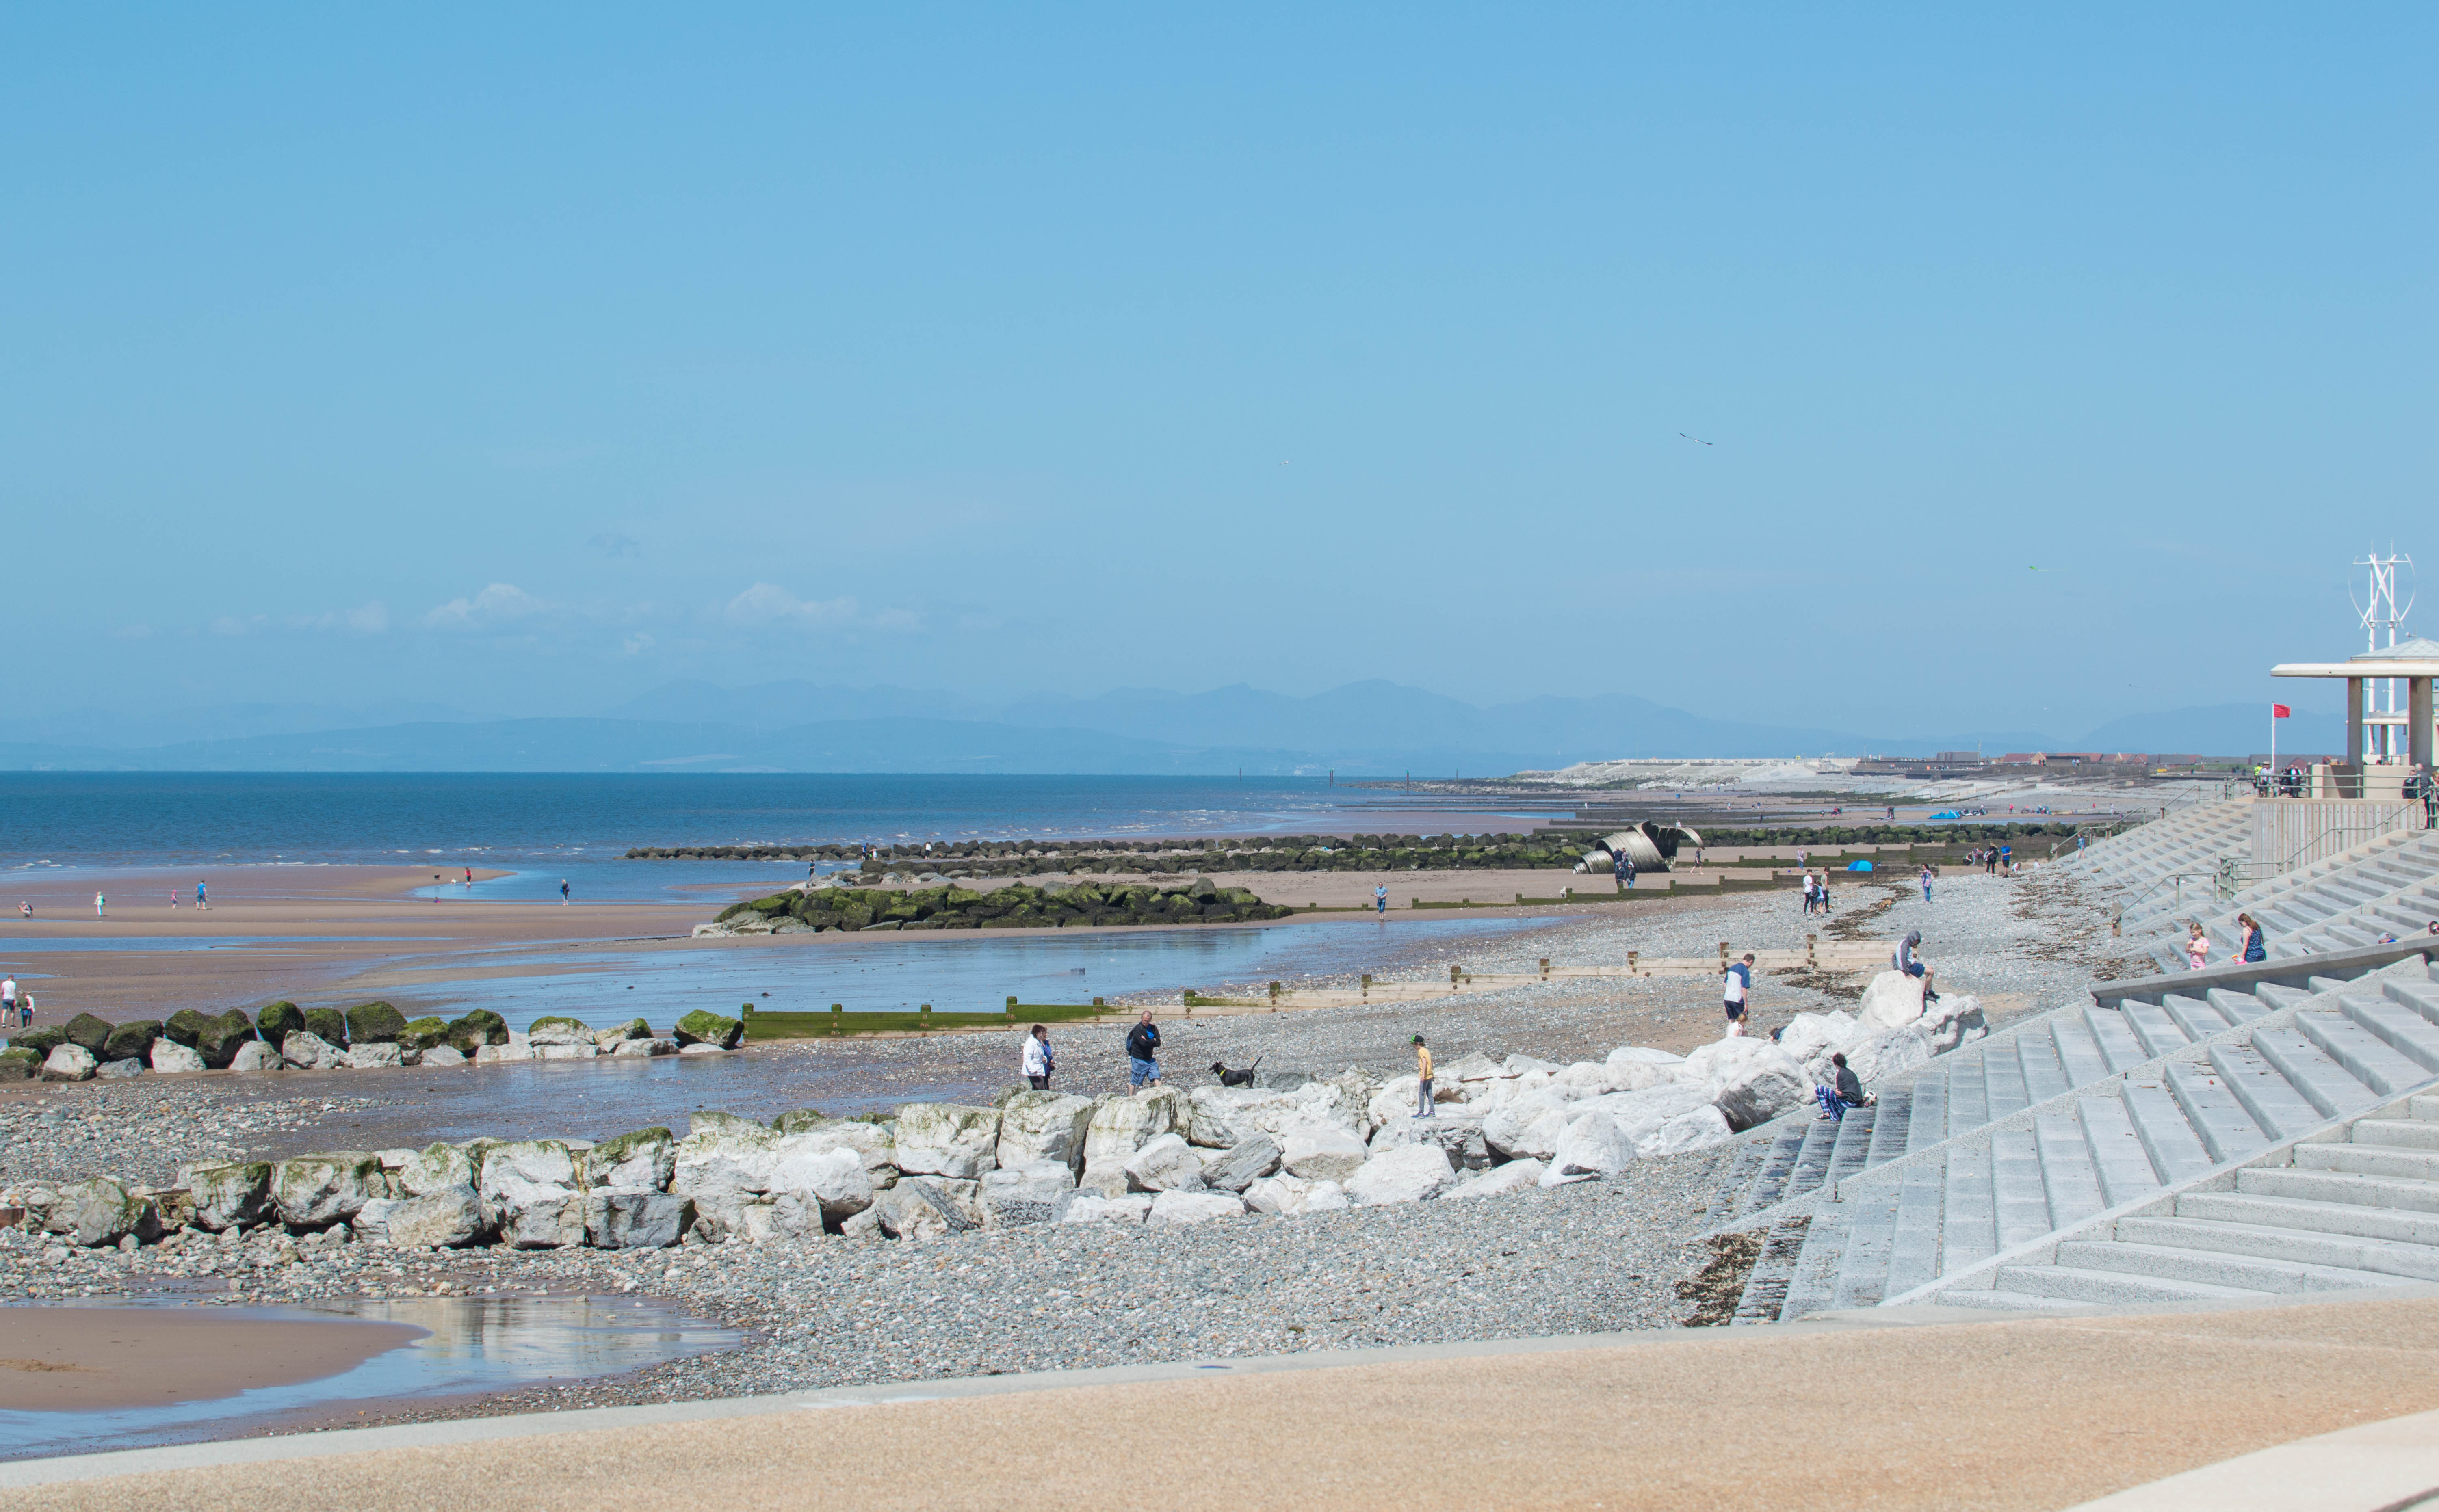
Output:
top-left (2272, 703), bottom-right (2292, 718)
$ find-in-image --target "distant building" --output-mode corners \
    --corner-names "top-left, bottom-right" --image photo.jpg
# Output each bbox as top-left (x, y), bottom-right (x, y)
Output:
top-left (1995, 752), bottom-right (2151, 767)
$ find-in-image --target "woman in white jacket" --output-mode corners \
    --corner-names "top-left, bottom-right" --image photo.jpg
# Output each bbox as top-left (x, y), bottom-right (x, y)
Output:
top-left (1021, 1025), bottom-right (1053, 1090)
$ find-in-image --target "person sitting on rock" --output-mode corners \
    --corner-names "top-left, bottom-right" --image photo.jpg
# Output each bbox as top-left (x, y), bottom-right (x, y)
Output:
top-left (1813, 1051), bottom-right (1873, 1121)
top-left (1893, 930), bottom-right (1938, 1002)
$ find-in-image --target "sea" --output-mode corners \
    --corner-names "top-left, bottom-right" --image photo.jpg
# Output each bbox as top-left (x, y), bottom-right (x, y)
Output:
top-left (0, 772), bottom-right (1560, 902)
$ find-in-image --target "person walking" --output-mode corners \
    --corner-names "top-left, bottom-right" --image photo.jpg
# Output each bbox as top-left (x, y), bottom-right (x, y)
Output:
top-left (559, 879), bottom-right (571, 904)
top-left (1125, 1012), bottom-right (1162, 1088)
top-left (94, 891), bottom-right (105, 918)
top-left (1722, 953), bottom-right (1753, 1035)
top-left (1612, 849), bottom-right (1630, 894)
top-left (2186, 922), bottom-right (2211, 971)
top-left (16, 902), bottom-right (27, 920)
top-left (1412, 1034), bottom-right (1435, 1118)
top-left (16, 991), bottom-right (32, 1029)
top-left (1021, 1024), bottom-right (1053, 1090)
top-left (195, 879), bottom-right (207, 911)
top-left (1374, 884), bottom-right (1388, 919)
top-left (0, 976), bottom-right (14, 1025)
top-left (1998, 842), bottom-right (2012, 874)
top-left (1920, 864), bottom-right (1934, 903)
top-left (2237, 913), bottom-right (2266, 963)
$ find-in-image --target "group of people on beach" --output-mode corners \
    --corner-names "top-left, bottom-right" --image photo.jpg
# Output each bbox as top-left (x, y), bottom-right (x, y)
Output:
top-left (1, 975), bottom-right (31, 1029)
top-left (1965, 844), bottom-right (2013, 875)
top-left (1798, 870), bottom-right (1834, 915)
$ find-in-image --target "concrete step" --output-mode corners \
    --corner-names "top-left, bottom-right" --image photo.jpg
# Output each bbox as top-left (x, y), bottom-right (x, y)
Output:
top-left (2182, 1189), bottom-right (2439, 1247)
top-left (2163, 1062), bottom-right (2272, 1165)
top-left (2051, 1019), bottom-right (2112, 1088)
top-left (1943, 1053), bottom-right (1990, 1136)
top-left (1984, 1044), bottom-right (2031, 1121)
top-left (2206, 1044), bottom-right (2327, 1142)
top-left (2125, 1212), bottom-right (2439, 1281)
top-left (2033, 1111), bottom-right (2108, 1231)
top-left (1992, 1129), bottom-right (2051, 1250)
top-left (2240, 1165), bottom-right (2439, 1214)
top-left (1941, 1141), bottom-right (1996, 1275)
top-left (1930, 1288), bottom-right (2097, 1312)
top-left (2019, 1031), bottom-right (2072, 1103)
top-left (2255, 983), bottom-right (2319, 1010)
top-left (2251, 1026), bottom-right (2385, 1119)
top-left (2298, 1011), bottom-right (2434, 1097)
top-left (2084, 1008), bottom-right (2152, 1074)
top-left (2080, 1095), bottom-right (2169, 1208)
top-left (2121, 1002), bottom-right (2193, 1059)
top-left (2412, 1093), bottom-right (2439, 1123)
top-left (2056, 1237), bottom-right (2401, 1294)
top-left (2161, 995), bottom-right (2232, 1042)
top-left (1905, 1072), bottom-right (1948, 1155)
top-left (2341, 995), bottom-right (2439, 1074)
top-left (2352, 1117), bottom-right (2439, 1151)
top-left (1989, 1263), bottom-right (2272, 1305)
top-left (1882, 1156), bottom-right (1947, 1300)
top-left (2122, 1079), bottom-right (2217, 1185)
top-left (2294, 1142), bottom-right (2439, 1181)
top-left (1863, 1085), bottom-right (1914, 1167)
top-left (2206, 988), bottom-right (2274, 1023)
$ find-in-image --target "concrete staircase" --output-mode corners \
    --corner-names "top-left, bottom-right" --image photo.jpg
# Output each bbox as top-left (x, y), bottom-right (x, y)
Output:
top-left (2057, 798), bottom-right (2253, 893)
top-left (1713, 947), bottom-right (2439, 1322)
top-left (2125, 830), bottom-right (2439, 974)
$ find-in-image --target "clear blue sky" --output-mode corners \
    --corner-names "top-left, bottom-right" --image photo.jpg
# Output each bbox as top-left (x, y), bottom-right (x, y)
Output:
top-left (4, 6), bottom-right (2430, 737)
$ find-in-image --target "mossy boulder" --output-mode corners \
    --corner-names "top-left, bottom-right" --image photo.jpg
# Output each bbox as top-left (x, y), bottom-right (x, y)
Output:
top-left (64, 1014), bottom-right (115, 1057)
top-left (672, 1009), bottom-right (744, 1050)
top-left (303, 1007), bottom-right (350, 1047)
top-left (0, 1048), bottom-right (37, 1080)
top-left (344, 1001), bottom-right (407, 1044)
top-left (255, 1001), bottom-right (306, 1045)
top-left (770, 1107), bottom-right (831, 1134)
top-left (445, 1009), bottom-right (510, 1055)
top-left (102, 1020), bottom-right (161, 1063)
top-left (195, 1010), bottom-right (257, 1068)
top-left (399, 1017), bottom-right (453, 1053)
top-left (162, 1008), bottom-right (213, 1048)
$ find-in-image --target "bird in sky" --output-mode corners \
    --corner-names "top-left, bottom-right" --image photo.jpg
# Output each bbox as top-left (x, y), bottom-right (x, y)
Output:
top-left (1679, 433), bottom-right (1713, 446)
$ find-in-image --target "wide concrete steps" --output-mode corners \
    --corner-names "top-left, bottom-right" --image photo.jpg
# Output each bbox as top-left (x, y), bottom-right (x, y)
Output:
top-left (2127, 829), bottom-right (2439, 970)
top-left (1731, 954), bottom-right (2439, 1322)
top-left (1945, 1069), bottom-right (2439, 1311)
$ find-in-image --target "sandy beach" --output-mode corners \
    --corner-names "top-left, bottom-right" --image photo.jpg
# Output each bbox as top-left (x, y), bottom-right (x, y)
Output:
top-left (0, 1307), bottom-right (421, 1412)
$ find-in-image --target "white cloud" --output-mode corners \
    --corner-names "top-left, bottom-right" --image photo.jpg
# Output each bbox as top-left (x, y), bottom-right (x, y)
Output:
top-left (208, 614), bottom-right (264, 637)
top-left (423, 583), bottom-right (549, 631)
top-left (287, 601), bottom-right (390, 635)
top-left (622, 632), bottom-right (655, 655)
top-left (721, 583), bottom-right (920, 631)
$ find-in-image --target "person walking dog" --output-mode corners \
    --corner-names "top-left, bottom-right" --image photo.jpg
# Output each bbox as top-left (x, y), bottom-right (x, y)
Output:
top-left (1125, 1012), bottom-right (1162, 1088)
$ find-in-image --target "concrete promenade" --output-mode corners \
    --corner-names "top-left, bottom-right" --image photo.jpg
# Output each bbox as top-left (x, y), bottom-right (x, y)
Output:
top-left (9, 1291), bottom-right (2439, 1510)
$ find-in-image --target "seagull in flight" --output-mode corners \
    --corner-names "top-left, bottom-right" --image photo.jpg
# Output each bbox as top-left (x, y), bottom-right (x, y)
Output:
top-left (1679, 433), bottom-right (1713, 446)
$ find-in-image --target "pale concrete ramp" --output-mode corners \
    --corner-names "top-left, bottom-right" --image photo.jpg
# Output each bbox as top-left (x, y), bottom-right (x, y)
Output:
top-left (11, 1295), bottom-right (2439, 1511)
top-left (2062, 1404), bottom-right (2439, 1511)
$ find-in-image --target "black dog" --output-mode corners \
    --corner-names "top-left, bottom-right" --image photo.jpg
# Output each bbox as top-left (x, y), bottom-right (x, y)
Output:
top-left (1210, 1056), bottom-right (1263, 1088)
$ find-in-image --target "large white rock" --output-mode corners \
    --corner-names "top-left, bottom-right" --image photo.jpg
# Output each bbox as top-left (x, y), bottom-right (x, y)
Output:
top-left (228, 1040), bottom-right (282, 1072)
top-left (1278, 1127), bottom-right (1367, 1183)
top-left (44, 1178), bottom-right (148, 1246)
top-left (587, 1129), bottom-right (675, 1192)
top-left (418, 1044), bottom-right (469, 1067)
top-left (1543, 1112), bottom-right (1635, 1185)
top-left (474, 1043), bottom-right (533, 1064)
top-left (1919, 994), bottom-right (1987, 1054)
top-left (478, 1140), bottom-right (587, 1192)
top-left (769, 1119), bottom-right (898, 1175)
top-left (1600, 1047), bottom-right (1688, 1093)
top-left (1060, 1193), bottom-right (1152, 1225)
top-left (767, 1142), bottom-right (874, 1219)
top-left (1442, 1159), bottom-right (1547, 1201)
top-left (1683, 1037), bottom-right (1812, 1131)
top-left (356, 1187), bottom-right (482, 1248)
top-left (1442, 1050), bottom-right (1514, 1082)
top-left (996, 1092), bottom-right (1095, 1169)
top-left (871, 1177), bottom-right (983, 1239)
top-left (281, 1032), bottom-right (348, 1070)
top-left (476, 1142), bottom-right (587, 1248)
top-left (671, 1126), bottom-right (783, 1195)
top-left (1122, 1133), bottom-right (1207, 1193)
top-left (1196, 1136), bottom-right (1282, 1192)
top-left (40, 1044), bottom-right (96, 1082)
top-left (1857, 970), bottom-right (1928, 1031)
top-left (1841, 1024), bottom-right (1934, 1085)
top-left (588, 1191), bottom-right (693, 1248)
top-left (399, 1142), bottom-right (477, 1197)
top-left (1243, 1174), bottom-right (1348, 1214)
top-left (1367, 1114), bottom-right (1491, 1170)
top-left (1147, 1190), bottom-right (1245, 1226)
top-left (533, 1043), bottom-right (596, 1060)
top-left (1083, 1088), bottom-right (1185, 1165)
top-left (891, 1103), bottom-right (1002, 1179)
top-left (1644, 1105), bottom-right (1735, 1155)
top-left (1775, 1011), bottom-right (1860, 1066)
top-left (1345, 1144), bottom-right (1456, 1205)
top-left (980, 1160), bottom-right (1077, 1225)
top-left (271, 1153), bottom-right (383, 1227)
top-left (347, 1042), bottom-right (403, 1070)
top-left (149, 1039), bottom-right (206, 1074)
top-left (179, 1161), bottom-right (271, 1231)
top-left (1185, 1086), bottom-right (1304, 1149)
top-left (525, 1016), bottom-right (594, 1047)
top-left (1482, 1098), bottom-right (1574, 1162)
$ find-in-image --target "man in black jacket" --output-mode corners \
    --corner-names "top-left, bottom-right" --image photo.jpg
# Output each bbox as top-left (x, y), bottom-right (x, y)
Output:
top-left (1125, 1012), bottom-right (1162, 1089)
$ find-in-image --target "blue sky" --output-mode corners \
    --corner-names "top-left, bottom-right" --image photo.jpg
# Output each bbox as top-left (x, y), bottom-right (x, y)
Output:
top-left (4, 6), bottom-right (2430, 739)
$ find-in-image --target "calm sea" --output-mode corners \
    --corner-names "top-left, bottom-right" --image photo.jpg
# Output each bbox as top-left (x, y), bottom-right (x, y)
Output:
top-left (0, 773), bottom-right (1538, 872)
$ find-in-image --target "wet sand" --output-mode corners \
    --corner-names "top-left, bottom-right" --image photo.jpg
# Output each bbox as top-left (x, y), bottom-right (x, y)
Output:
top-left (0, 1308), bottom-right (422, 1412)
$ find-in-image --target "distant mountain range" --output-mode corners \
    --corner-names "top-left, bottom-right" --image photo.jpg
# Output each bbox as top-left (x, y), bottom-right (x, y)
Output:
top-left (0, 680), bottom-right (2335, 774)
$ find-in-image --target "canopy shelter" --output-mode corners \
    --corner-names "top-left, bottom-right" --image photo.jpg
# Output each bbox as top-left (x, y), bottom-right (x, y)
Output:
top-left (2271, 636), bottom-right (2439, 769)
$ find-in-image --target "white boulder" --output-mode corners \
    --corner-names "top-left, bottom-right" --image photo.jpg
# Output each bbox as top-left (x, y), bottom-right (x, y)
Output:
top-left (40, 1045), bottom-right (96, 1082)
top-left (1148, 1190), bottom-right (1244, 1225)
top-left (280, 1032), bottom-right (347, 1070)
top-left (671, 1126), bottom-right (782, 1195)
top-left (418, 1044), bottom-right (469, 1067)
top-left (1857, 970), bottom-right (1928, 1031)
top-left (1345, 1144), bottom-right (1456, 1205)
top-left (1774, 1011), bottom-right (1860, 1066)
top-left (1840, 1024), bottom-right (1934, 1086)
top-left (1442, 1159), bottom-right (1547, 1200)
top-left (399, 1143), bottom-right (477, 1196)
top-left (228, 1040), bottom-right (282, 1072)
top-left (996, 1092), bottom-right (1095, 1170)
top-left (980, 1160), bottom-right (1077, 1225)
top-left (767, 1143), bottom-right (874, 1220)
top-left (347, 1042), bottom-right (403, 1070)
top-left (1060, 1193), bottom-right (1152, 1225)
top-left (1083, 1088), bottom-right (1184, 1165)
top-left (356, 1187), bottom-right (482, 1248)
top-left (1683, 1036), bottom-right (1811, 1131)
top-left (1122, 1133), bottom-right (1207, 1193)
top-left (1920, 993), bottom-right (1987, 1054)
top-left (1279, 1127), bottom-right (1368, 1183)
top-left (148, 1039), bottom-right (206, 1074)
top-left (1644, 1105), bottom-right (1735, 1155)
top-left (1542, 1112), bottom-right (1635, 1185)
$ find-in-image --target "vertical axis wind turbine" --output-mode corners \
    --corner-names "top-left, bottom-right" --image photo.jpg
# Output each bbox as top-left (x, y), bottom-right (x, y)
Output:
top-left (2353, 546), bottom-right (2415, 762)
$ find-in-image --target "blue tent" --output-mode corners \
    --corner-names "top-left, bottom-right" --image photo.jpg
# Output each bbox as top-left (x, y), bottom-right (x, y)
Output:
top-left (1931, 810), bottom-right (1961, 820)
top-left (1848, 859), bottom-right (1874, 872)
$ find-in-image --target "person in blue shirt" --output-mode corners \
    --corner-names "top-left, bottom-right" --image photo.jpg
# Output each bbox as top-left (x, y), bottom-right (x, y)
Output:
top-left (2238, 913), bottom-right (2266, 963)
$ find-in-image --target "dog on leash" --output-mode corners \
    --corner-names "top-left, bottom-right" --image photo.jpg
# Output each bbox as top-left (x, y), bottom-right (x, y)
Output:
top-left (1210, 1055), bottom-right (1263, 1088)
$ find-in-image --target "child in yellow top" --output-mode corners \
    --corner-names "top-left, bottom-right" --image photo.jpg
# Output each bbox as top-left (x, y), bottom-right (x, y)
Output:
top-left (1412, 1034), bottom-right (1434, 1118)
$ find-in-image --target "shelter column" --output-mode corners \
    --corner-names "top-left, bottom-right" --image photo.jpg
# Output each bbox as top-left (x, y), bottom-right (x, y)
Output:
top-left (2414, 677), bottom-right (2435, 769)
top-left (2348, 677), bottom-right (2364, 768)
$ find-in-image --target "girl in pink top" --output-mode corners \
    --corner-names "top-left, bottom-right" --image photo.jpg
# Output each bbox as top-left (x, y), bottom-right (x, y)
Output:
top-left (2186, 923), bottom-right (2210, 971)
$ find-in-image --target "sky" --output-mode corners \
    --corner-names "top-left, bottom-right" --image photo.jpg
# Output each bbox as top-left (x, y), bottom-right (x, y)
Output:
top-left (4, 6), bottom-right (2431, 740)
